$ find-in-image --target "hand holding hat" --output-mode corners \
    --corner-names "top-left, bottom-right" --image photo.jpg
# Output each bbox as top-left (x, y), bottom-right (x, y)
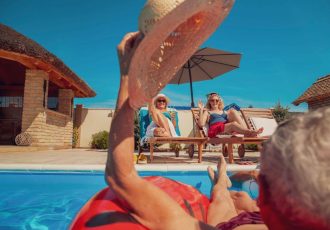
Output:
top-left (128, 0), bottom-right (235, 109)
top-left (117, 32), bottom-right (144, 76)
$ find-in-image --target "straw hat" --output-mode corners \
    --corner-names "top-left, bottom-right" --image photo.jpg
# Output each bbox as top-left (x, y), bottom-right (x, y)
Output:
top-left (128, 0), bottom-right (234, 109)
top-left (153, 93), bottom-right (170, 106)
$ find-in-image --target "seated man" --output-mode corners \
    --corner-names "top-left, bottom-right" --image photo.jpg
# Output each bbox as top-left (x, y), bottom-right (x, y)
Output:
top-left (105, 32), bottom-right (330, 230)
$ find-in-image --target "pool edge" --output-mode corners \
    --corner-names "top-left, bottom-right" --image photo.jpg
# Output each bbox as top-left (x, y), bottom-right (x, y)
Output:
top-left (0, 163), bottom-right (258, 172)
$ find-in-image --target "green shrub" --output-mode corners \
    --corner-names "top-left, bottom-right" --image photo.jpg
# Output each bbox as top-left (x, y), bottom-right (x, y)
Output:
top-left (91, 131), bottom-right (109, 149)
top-left (244, 144), bottom-right (258, 151)
top-left (72, 127), bottom-right (79, 148)
top-left (170, 143), bottom-right (182, 157)
top-left (272, 101), bottom-right (290, 123)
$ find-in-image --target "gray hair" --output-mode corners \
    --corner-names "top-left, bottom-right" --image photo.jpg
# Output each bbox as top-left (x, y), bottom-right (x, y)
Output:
top-left (260, 107), bottom-right (330, 228)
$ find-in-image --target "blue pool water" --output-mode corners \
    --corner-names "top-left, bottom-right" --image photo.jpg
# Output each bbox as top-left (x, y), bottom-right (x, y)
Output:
top-left (0, 170), bottom-right (258, 229)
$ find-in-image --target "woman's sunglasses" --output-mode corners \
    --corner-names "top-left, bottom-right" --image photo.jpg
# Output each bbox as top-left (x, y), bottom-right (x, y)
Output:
top-left (209, 99), bottom-right (219, 102)
top-left (157, 99), bottom-right (166, 103)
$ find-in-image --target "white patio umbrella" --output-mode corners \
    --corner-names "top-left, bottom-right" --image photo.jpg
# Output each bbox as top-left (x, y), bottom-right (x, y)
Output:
top-left (169, 47), bottom-right (242, 107)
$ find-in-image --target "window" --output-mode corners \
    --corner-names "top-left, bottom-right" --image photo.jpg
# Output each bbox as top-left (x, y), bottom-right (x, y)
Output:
top-left (47, 97), bottom-right (58, 111)
top-left (0, 97), bottom-right (23, 108)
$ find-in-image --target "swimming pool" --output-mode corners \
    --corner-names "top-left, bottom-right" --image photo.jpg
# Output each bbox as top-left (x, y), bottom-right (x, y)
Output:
top-left (0, 170), bottom-right (258, 229)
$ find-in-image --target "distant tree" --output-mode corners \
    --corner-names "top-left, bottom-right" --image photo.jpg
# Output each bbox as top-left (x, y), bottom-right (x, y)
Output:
top-left (272, 101), bottom-right (290, 123)
top-left (248, 105), bottom-right (253, 108)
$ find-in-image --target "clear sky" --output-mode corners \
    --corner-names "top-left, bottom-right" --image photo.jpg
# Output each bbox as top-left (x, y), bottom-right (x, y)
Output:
top-left (1, 0), bottom-right (330, 111)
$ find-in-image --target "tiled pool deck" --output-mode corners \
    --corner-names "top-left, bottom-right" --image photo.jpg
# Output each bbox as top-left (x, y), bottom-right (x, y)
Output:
top-left (0, 146), bottom-right (260, 171)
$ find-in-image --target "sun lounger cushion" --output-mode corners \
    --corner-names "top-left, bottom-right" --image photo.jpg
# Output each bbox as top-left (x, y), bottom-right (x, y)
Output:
top-left (224, 103), bottom-right (240, 111)
top-left (250, 117), bottom-right (278, 137)
top-left (139, 108), bottom-right (151, 138)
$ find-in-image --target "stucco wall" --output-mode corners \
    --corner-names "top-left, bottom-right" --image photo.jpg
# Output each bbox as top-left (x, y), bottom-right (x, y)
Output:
top-left (76, 108), bottom-right (194, 148)
top-left (78, 108), bottom-right (114, 147)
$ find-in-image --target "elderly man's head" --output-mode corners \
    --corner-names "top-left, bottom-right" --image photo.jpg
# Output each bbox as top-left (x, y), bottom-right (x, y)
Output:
top-left (258, 107), bottom-right (330, 229)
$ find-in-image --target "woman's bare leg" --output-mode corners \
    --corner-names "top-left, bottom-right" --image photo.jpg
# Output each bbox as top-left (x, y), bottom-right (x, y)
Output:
top-left (150, 110), bottom-right (172, 136)
top-left (227, 109), bottom-right (246, 128)
top-left (207, 155), bottom-right (237, 226)
top-left (224, 122), bottom-right (263, 137)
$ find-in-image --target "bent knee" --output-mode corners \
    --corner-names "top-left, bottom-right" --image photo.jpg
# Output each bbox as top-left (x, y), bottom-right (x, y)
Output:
top-left (227, 109), bottom-right (238, 117)
top-left (227, 109), bottom-right (235, 115)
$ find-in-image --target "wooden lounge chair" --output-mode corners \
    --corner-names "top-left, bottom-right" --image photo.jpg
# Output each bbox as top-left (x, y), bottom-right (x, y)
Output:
top-left (139, 107), bottom-right (207, 163)
top-left (191, 108), bottom-right (276, 163)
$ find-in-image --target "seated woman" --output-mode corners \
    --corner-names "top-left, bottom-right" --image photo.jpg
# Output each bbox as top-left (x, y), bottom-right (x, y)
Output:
top-left (198, 93), bottom-right (263, 137)
top-left (145, 94), bottom-right (178, 138)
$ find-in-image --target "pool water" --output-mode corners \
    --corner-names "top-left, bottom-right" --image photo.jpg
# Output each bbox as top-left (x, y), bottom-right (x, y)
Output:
top-left (0, 171), bottom-right (258, 229)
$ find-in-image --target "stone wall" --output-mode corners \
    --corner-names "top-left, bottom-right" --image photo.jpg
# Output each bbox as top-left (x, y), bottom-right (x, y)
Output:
top-left (21, 69), bottom-right (74, 147)
top-left (44, 109), bottom-right (73, 147)
top-left (74, 107), bottom-right (114, 148)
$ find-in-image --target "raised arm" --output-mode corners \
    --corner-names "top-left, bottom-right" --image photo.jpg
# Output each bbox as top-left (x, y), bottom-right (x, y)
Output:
top-left (198, 100), bottom-right (209, 127)
top-left (105, 32), bottom-right (213, 230)
top-left (105, 32), bottom-right (142, 187)
top-left (148, 98), bottom-right (158, 121)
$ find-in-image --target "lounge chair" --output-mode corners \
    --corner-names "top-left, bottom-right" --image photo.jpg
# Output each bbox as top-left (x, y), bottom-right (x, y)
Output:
top-left (191, 108), bottom-right (277, 163)
top-left (139, 107), bottom-right (207, 163)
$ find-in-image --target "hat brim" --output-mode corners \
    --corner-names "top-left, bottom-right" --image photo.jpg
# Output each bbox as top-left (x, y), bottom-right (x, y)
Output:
top-left (154, 95), bottom-right (170, 105)
top-left (128, 0), bottom-right (234, 109)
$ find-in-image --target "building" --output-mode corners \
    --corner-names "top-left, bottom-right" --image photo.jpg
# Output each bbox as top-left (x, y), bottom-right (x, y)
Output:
top-left (293, 75), bottom-right (330, 110)
top-left (0, 24), bottom-right (95, 147)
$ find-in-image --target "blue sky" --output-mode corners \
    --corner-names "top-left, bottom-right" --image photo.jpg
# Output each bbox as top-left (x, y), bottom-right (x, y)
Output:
top-left (1, 0), bottom-right (330, 111)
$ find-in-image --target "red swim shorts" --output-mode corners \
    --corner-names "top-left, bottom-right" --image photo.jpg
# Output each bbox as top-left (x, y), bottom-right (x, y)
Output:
top-left (208, 122), bottom-right (226, 138)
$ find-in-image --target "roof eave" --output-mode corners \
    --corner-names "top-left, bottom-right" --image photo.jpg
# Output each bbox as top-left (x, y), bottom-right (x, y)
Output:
top-left (0, 49), bottom-right (96, 98)
top-left (292, 93), bottom-right (330, 106)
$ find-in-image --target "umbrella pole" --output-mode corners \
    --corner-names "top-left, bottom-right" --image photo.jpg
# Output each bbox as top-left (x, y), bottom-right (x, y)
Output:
top-left (188, 61), bottom-right (195, 108)
top-left (188, 61), bottom-right (196, 156)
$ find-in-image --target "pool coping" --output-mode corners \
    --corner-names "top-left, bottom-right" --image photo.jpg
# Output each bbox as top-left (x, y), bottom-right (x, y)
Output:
top-left (0, 163), bottom-right (258, 172)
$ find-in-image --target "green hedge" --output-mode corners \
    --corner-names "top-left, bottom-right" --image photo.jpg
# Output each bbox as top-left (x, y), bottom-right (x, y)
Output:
top-left (244, 144), bottom-right (258, 151)
top-left (91, 131), bottom-right (109, 149)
